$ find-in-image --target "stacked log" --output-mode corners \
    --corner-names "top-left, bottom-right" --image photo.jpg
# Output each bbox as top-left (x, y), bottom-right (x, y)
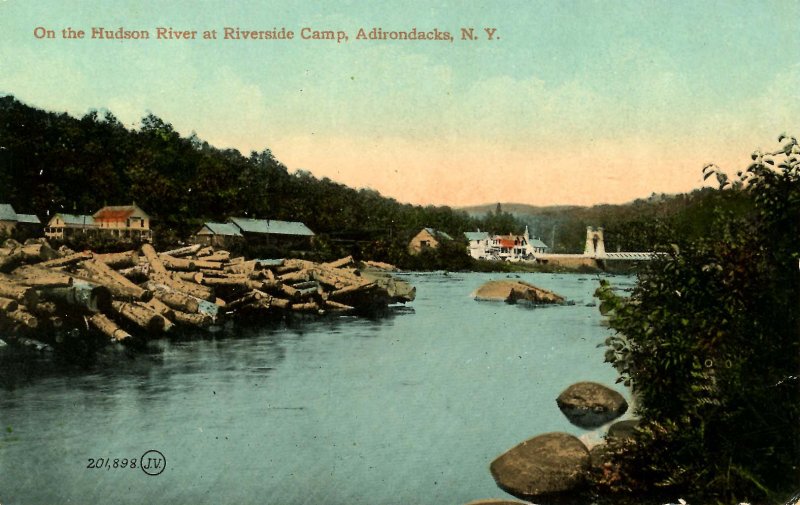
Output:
top-left (0, 240), bottom-right (415, 352)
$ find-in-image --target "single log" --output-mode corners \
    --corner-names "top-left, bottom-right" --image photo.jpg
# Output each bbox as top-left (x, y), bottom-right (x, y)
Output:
top-left (175, 271), bottom-right (204, 284)
top-left (191, 259), bottom-right (224, 270)
top-left (0, 275), bottom-right (39, 306)
top-left (111, 301), bottom-right (165, 334)
top-left (280, 283), bottom-right (300, 300)
top-left (145, 297), bottom-right (176, 320)
top-left (81, 259), bottom-right (152, 301)
top-left (153, 289), bottom-right (200, 314)
top-left (38, 251), bottom-right (93, 268)
top-left (0, 297), bottom-right (19, 312)
top-left (324, 256), bottom-right (355, 269)
top-left (292, 280), bottom-right (319, 290)
top-left (227, 256), bottom-right (245, 265)
top-left (11, 265), bottom-right (74, 287)
top-left (363, 260), bottom-right (398, 271)
top-left (199, 268), bottom-right (228, 278)
top-left (6, 308), bottom-right (38, 329)
top-left (88, 313), bottom-right (132, 342)
top-left (141, 243), bottom-right (168, 276)
top-left (40, 281), bottom-right (112, 313)
top-left (226, 291), bottom-right (264, 311)
top-left (199, 251), bottom-right (230, 262)
top-left (172, 310), bottom-right (212, 327)
top-left (225, 260), bottom-right (259, 275)
top-left (159, 254), bottom-right (197, 271)
top-left (195, 246), bottom-right (215, 257)
top-left (150, 273), bottom-right (214, 301)
top-left (214, 298), bottom-right (227, 308)
top-left (162, 244), bottom-right (202, 257)
top-left (201, 275), bottom-right (249, 287)
top-left (324, 299), bottom-right (355, 312)
top-left (94, 250), bottom-right (138, 269)
top-left (329, 282), bottom-right (376, 300)
top-left (279, 269), bottom-right (311, 283)
top-left (291, 301), bottom-right (320, 312)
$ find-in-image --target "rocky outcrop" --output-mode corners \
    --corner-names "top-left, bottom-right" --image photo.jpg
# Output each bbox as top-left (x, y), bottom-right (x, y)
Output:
top-left (473, 280), bottom-right (565, 305)
top-left (556, 382), bottom-right (628, 429)
top-left (490, 432), bottom-right (590, 500)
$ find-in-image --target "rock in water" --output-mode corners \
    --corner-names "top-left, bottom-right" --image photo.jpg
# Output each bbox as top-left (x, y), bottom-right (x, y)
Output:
top-left (607, 419), bottom-right (639, 441)
top-left (473, 280), bottom-right (564, 304)
top-left (556, 382), bottom-right (628, 429)
top-left (490, 432), bottom-right (590, 500)
top-left (464, 500), bottom-right (530, 505)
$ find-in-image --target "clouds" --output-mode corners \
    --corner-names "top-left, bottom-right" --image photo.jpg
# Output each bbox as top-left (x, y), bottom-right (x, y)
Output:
top-left (1, 0), bottom-right (798, 206)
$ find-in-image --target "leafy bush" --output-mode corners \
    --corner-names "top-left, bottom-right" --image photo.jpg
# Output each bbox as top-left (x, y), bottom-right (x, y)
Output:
top-left (595, 136), bottom-right (800, 503)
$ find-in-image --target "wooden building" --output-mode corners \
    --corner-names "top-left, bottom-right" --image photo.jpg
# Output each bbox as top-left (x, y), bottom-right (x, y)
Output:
top-left (44, 203), bottom-right (152, 242)
top-left (44, 213), bottom-right (98, 240)
top-left (408, 228), bottom-right (453, 255)
top-left (194, 221), bottom-right (245, 248)
top-left (226, 217), bottom-right (315, 250)
top-left (0, 204), bottom-right (41, 237)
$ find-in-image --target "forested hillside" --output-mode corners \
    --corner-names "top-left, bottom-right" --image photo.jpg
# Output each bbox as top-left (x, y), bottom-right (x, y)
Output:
top-left (462, 188), bottom-right (751, 254)
top-left (0, 96), bottom-right (518, 262)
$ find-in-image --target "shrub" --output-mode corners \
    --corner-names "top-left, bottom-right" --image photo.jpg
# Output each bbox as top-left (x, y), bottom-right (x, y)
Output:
top-left (595, 136), bottom-right (800, 503)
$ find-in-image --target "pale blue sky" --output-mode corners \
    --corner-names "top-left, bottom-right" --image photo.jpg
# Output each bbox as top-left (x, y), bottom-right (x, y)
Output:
top-left (1, 1), bottom-right (798, 205)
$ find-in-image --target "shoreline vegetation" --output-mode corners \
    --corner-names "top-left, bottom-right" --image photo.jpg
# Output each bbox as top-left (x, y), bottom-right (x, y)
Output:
top-left (0, 96), bottom-right (797, 505)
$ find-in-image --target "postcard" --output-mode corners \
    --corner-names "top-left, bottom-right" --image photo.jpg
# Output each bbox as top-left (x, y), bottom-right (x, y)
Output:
top-left (0, 1), bottom-right (797, 505)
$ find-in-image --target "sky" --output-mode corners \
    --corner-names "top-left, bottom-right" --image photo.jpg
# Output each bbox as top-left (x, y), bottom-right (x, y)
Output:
top-left (1, 0), bottom-right (798, 207)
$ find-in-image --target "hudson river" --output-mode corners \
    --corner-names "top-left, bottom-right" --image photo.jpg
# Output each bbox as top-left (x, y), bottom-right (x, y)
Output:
top-left (0, 272), bottom-right (633, 504)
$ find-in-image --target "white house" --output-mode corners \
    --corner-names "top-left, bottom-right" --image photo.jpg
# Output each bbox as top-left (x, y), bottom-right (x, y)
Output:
top-left (465, 226), bottom-right (549, 261)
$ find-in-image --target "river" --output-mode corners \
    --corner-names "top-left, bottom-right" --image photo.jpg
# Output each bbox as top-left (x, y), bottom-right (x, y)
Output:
top-left (0, 272), bottom-right (634, 505)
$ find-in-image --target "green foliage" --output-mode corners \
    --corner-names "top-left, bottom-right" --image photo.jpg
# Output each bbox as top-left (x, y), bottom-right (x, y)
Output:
top-left (0, 96), bottom-right (524, 263)
top-left (595, 137), bottom-right (800, 503)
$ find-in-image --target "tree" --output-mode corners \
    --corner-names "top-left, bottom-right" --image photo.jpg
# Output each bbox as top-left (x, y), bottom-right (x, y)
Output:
top-left (595, 136), bottom-right (800, 503)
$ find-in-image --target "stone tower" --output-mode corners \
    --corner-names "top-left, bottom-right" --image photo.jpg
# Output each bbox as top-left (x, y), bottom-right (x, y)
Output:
top-left (584, 226), bottom-right (606, 258)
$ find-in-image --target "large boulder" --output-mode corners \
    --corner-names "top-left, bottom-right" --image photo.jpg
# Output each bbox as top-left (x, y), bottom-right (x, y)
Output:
top-left (464, 500), bottom-right (530, 505)
top-left (473, 280), bottom-right (565, 304)
top-left (607, 419), bottom-right (639, 442)
top-left (490, 432), bottom-right (590, 500)
top-left (556, 382), bottom-right (628, 429)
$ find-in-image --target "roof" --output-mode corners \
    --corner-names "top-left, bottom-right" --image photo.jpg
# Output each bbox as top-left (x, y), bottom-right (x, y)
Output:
top-left (424, 228), bottom-right (453, 241)
top-left (15, 214), bottom-right (40, 224)
top-left (198, 222), bottom-right (242, 237)
top-left (93, 203), bottom-right (149, 221)
top-left (0, 204), bottom-right (17, 221)
top-left (464, 231), bottom-right (489, 241)
top-left (529, 238), bottom-right (549, 249)
top-left (228, 218), bottom-right (315, 237)
top-left (54, 213), bottom-right (97, 226)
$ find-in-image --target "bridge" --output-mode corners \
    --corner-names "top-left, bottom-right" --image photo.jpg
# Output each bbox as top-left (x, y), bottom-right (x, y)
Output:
top-left (534, 227), bottom-right (658, 265)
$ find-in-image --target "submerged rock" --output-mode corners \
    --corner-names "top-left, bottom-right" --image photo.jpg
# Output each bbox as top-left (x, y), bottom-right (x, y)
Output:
top-left (556, 382), bottom-right (628, 429)
top-left (490, 432), bottom-right (590, 500)
top-left (473, 280), bottom-right (564, 305)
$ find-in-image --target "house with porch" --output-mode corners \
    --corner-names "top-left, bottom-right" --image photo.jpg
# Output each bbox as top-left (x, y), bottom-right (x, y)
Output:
top-left (465, 226), bottom-right (549, 261)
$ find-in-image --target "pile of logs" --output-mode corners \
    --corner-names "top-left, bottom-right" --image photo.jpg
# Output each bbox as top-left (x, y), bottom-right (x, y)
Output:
top-left (0, 239), bottom-right (415, 351)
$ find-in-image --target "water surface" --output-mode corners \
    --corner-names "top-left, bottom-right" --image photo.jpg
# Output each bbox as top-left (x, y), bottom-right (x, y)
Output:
top-left (0, 272), bottom-right (633, 505)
